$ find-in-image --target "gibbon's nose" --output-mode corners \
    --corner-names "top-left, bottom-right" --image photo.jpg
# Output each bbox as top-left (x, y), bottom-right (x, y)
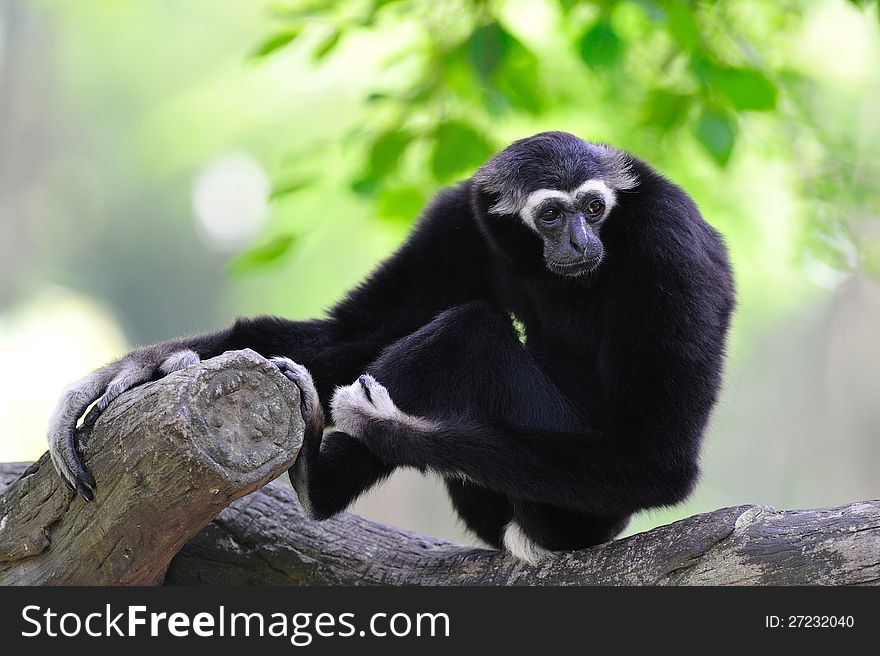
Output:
top-left (568, 213), bottom-right (590, 256)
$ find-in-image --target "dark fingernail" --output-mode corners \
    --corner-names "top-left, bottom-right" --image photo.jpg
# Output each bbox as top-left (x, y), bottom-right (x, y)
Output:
top-left (358, 376), bottom-right (373, 402)
top-left (83, 407), bottom-right (100, 426)
top-left (77, 482), bottom-right (94, 502)
top-left (81, 470), bottom-right (96, 491)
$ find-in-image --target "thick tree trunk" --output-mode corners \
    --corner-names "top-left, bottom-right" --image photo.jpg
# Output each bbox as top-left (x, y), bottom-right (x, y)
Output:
top-left (0, 349), bottom-right (303, 585)
top-left (0, 350), bottom-right (878, 585)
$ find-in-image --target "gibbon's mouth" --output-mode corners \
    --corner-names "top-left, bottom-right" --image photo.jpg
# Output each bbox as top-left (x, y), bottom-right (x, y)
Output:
top-left (547, 257), bottom-right (601, 277)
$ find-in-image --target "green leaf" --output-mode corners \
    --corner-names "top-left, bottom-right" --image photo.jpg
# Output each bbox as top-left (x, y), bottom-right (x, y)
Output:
top-left (469, 22), bottom-right (506, 80)
top-left (378, 186), bottom-right (427, 222)
top-left (492, 63), bottom-right (543, 114)
top-left (663, 0), bottom-right (700, 51)
top-left (270, 0), bottom-right (337, 20)
top-left (688, 53), bottom-right (715, 84)
top-left (445, 22), bottom-right (543, 114)
top-left (367, 129), bottom-right (414, 179)
top-left (269, 176), bottom-right (313, 200)
top-left (711, 66), bottom-right (777, 111)
top-left (366, 0), bottom-right (402, 21)
top-left (430, 121), bottom-right (494, 181)
top-left (250, 29), bottom-right (302, 58)
top-left (491, 30), bottom-right (543, 114)
top-left (578, 20), bottom-right (623, 70)
top-left (351, 176), bottom-right (379, 196)
top-left (641, 89), bottom-right (693, 131)
top-left (694, 107), bottom-right (736, 166)
top-left (353, 129), bottom-right (414, 195)
top-left (404, 79), bottom-right (440, 105)
top-left (228, 234), bottom-right (297, 276)
top-left (312, 29), bottom-right (341, 62)
top-left (556, 0), bottom-right (579, 15)
top-left (440, 42), bottom-right (484, 103)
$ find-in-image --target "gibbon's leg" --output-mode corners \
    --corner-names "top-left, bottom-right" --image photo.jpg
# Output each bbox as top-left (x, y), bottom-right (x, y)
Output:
top-left (362, 301), bottom-right (583, 431)
top-left (330, 368), bottom-right (633, 561)
top-left (335, 362), bottom-right (695, 555)
top-left (441, 486), bottom-right (630, 559)
top-left (510, 500), bottom-right (630, 552)
top-left (328, 302), bottom-right (679, 560)
top-left (444, 478), bottom-right (513, 549)
top-left (289, 301), bottom-right (581, 522)
top-left (327, 301), bottom-right (594, 553)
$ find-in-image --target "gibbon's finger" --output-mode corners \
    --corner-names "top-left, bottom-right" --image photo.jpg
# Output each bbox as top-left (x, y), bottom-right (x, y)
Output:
top-left (48, 444), bottom-right (77, 493)
top-left (81, 349), bottom-right (199, 427)
top-left (82, 361), bottom-right (154, 427)
top-left (47, 367), bottom-right (119, 500)
top-left (50, 424), bottom-right (96, 502)
top-left (269, 356), bottom-right (320, 424)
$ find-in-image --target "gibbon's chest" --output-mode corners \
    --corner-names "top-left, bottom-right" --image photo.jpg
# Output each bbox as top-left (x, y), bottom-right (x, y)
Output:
top-left (510, 286), bottom-right (599, 357)
top-left (497, 278), bottom-right (609, 423)
top-left (493, 271), bottom-right (594, 350)
top-left (519, 314), bottom-right (607, 427)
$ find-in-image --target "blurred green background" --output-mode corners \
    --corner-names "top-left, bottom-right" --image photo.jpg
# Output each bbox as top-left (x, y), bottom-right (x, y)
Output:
top-left (0, 0), bottom-right (878, 545)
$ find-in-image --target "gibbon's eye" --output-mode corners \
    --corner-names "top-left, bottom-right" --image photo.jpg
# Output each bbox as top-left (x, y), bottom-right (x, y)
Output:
top-left (540, 207), bottom-right (561, 223)
top-left (586, 198), bottom-right (605, 217)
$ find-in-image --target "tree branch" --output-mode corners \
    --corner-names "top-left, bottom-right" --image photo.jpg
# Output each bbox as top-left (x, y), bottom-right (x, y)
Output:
top-left (0, 350), bottom-right (878, 585)
top-left (0, 349), bottom-right (303, 585)
top-left (160, 482), bottom-right (880, 585)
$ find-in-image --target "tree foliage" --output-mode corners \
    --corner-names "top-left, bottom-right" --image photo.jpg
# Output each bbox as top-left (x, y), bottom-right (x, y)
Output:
top-left (239, 0), bottom-right (879, 278)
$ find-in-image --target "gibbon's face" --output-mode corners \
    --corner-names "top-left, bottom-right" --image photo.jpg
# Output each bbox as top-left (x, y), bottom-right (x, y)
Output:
top-left (473, 131), bottom-right (637, 278)
top-left (517, 179), bottom-right (616, 277)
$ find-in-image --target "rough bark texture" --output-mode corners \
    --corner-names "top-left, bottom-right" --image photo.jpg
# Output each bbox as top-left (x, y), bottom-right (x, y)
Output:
top-left (159, 481), bottom-right (880, 585)
top-left (0, 349), bottom-right (303, 585)
top-left (0, 350), bottom-right (878, 585)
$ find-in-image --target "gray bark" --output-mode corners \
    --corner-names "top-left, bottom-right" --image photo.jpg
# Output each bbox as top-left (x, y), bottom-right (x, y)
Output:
top-left (161, 482), bottom-right (880, 585)
top-left (0, 349), bottom-right (878, 585)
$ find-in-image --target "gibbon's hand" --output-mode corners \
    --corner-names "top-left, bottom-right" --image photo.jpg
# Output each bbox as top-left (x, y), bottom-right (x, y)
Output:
top-left (268, 357), bottom-right (325, 518)
top-left (47, 345), bottom-right (200, 501)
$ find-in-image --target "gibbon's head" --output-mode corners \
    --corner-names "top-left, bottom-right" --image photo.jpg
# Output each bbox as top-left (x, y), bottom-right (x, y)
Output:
top-left (473, 131), bottom-right (639, 278)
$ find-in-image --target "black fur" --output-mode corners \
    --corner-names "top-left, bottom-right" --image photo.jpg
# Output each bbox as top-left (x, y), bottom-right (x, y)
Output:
top-left (57, 132), bottom-right (735, 553)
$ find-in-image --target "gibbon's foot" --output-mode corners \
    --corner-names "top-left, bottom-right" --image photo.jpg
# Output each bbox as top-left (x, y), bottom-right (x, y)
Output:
top-left (47, 347), bottom-right (200, 502)
top-left (330, 374), bottom-right (436, 441)
top-left (269, 357), bottom-right (325, 518)
top-left (502, 522), bottom-right (552, 566)
top-left (331, 374), bottom-right (395, 437)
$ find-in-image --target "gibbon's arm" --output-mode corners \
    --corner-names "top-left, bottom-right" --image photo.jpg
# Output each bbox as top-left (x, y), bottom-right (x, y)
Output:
top-left (206, 183), bottom-right (495, 399)
top-left (49, 184), bottom-right (492, 499)
top-left (334, 375), bottom-right (698, 518)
